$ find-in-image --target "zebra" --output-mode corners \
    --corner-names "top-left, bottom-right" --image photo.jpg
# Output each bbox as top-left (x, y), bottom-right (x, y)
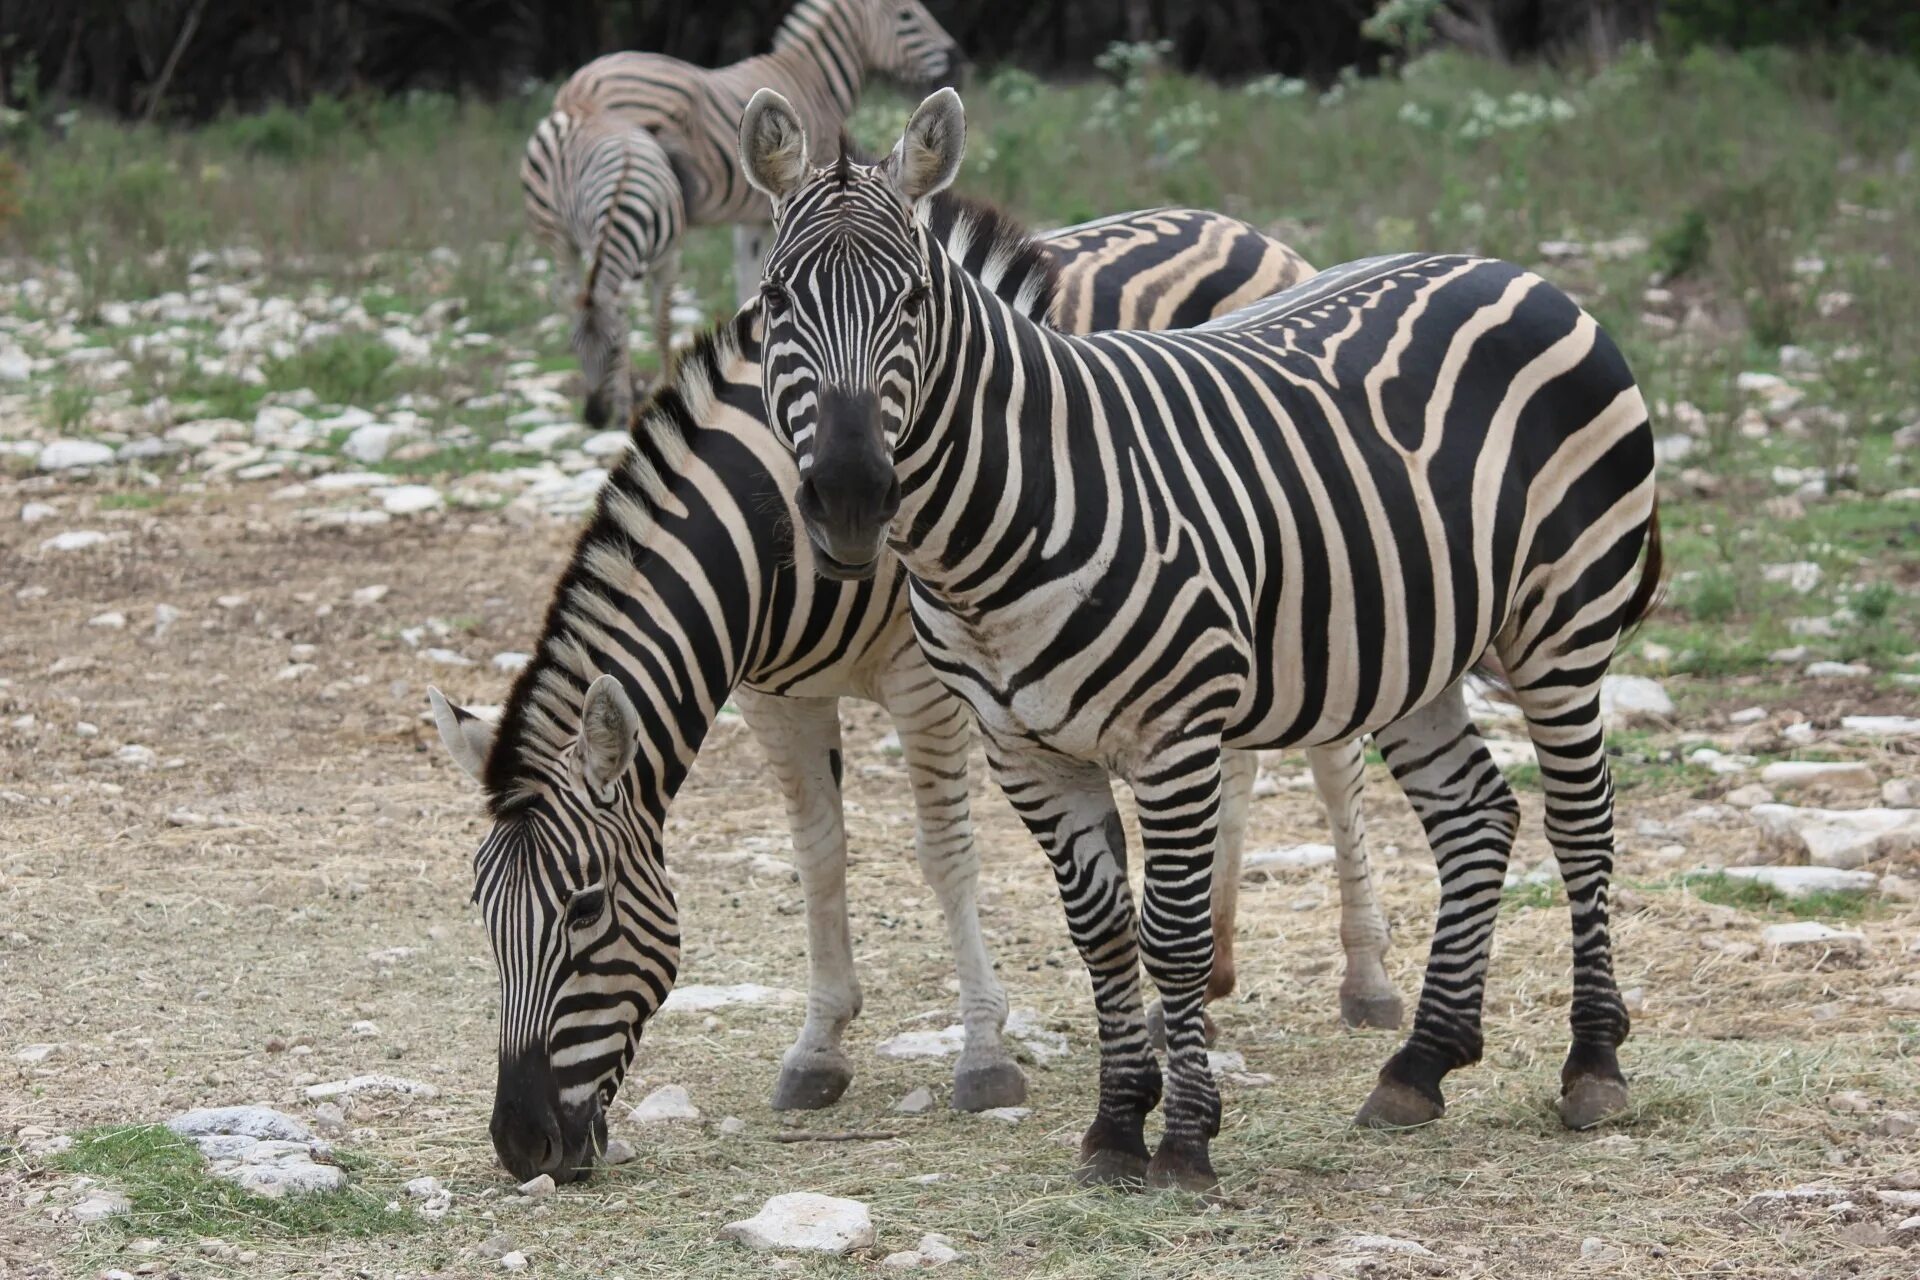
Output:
top-left (429, 196), bottom-right (1400, 1183)
top-left (521, 108), bottom-right (687, 430)
top-left (545, 0), bottom-right (961, 364)
top-left (739, 88), bottom-right (1664, 1192)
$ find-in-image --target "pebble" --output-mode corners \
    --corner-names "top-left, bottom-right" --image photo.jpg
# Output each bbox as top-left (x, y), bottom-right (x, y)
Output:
top-left (895, 1086), bottom-right (935, 1115)
top-left (721, 1193), bottom-right (875, 1256)
top-left (492, 651), bottom-right (532, 673)
top-left (499, 1252), bottom-right (528, 1272)
top-left (1760, 921), bottom-right (1867, 954)
top-left (1241, 843), bottom-right (1336, 877)
top-left (1759, 761), bottom-right (1877, 791)
top-left (70, 1187), bottom-right (132, 1222)
top-left (1599, 674), bottom-right (1673, 724)
top-left (979, 1106), bottom-right (1031, 1124)
top-left (658, 983), bottom-right (801, 1014)
top-left (518, 1174), bottom-right (555, 1200)
top-left (1729, 706), bottom-right (1767, 725)
top-left (630, 1084), bottom-right (699, 1123)
top-left (40, 529), bottom-right (111, 552)
top-left (1885, 780), bottom-right (1917, 809)
top-left (304, 1074), bottom-right (439, 1101)
top-left (1840, 715), bottom-right (1920, 738)
top-left (114, 745), bottom-right (158, 767)
top-left (1342, 1235), bottom-right (1436, 1257)
top-left (351, 584), bottom-right (390, 605)
top-left (1752, 803), bottom-right (1920, 869)
top-left (381, 484), bottom-right (443, 515)
top-left (404, 1176), bottom-right (444, 1199)
top-left (14, 1042), bottom-right (59, 1063)
top-left (87, 610), bottom-right (126, 629)
top-left (420, 647), bottom-right (473, 667)
top-left (38, 439), bottom-right (116, 470)
top-left (1806, 661), bottom-right (1870, 678)
top-left (603, 1137), bottom-right (637, 1165)
top-left (1719, 866), bottom-right (1878, 898)
top-left (1724, 784), bottom-right (1773, 808)
top-left (718, 1116), bottom-right (747, 1136)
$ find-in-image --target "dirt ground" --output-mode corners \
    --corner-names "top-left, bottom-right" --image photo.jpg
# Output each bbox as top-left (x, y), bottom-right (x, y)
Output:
top-left (3, 488), bottom-right (1919, 1280)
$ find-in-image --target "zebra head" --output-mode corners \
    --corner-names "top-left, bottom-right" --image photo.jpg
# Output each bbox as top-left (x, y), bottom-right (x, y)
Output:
top-left (860, 0), bottom-right (963, 87)
top-left (428, 677), bottom-right (679, 1184)
top-left (739, 87), bottom-right (966, 578)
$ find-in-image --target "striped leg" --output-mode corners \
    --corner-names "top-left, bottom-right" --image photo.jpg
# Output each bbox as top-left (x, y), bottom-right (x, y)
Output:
top-left (1144, 746), bottom-right (1250, 1049)
top-left (733, 690), bottom-right (862, 1111)
top-left (1133, 744), bottom-right (1226, 1193)
top-left (878, 663), bottom-right (1026, 1112)
top-left (1305, 741), bottom-right (1403, 1030)
top-left (1357, 684), bottom-right (1519, 1128)
top-left (989, 741), bottom-right (1159, 1186)
top-left (1507, 678), bottom-right (1631, 1129)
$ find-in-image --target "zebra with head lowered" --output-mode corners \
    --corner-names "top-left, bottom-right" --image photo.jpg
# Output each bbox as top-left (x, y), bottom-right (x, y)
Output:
top-left (430, 196), bottom-right (1402, 1183)
top-left (539, 0), bottom-right (960, 391)
top-left (521, 109), bottom-right (687, 430)
top-left (741, 88), bottom-right (1664, 1192)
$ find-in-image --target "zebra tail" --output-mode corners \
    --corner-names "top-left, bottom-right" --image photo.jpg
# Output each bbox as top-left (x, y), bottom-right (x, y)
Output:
top-left (1619, 495), bottom-right (1666, 639)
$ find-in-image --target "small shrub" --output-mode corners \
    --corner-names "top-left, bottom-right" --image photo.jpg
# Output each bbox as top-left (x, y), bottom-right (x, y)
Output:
top-left (1685, 569), bottom-right (1741, 622)
top-left (266, 333), bottom-right (398, 406)
top-left (1653, 207), bottom-right (1712, 280)
top-left (46, 383), bottom-right (95, 433)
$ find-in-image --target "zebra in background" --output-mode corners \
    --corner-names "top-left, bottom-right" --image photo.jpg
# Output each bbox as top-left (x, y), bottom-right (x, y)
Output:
top-left (521, 109), bottom-right (687, 430)
top-left (546, 0), bottom-right (960, 362)
top-left (430, 196), bottom-right (1401, 1184)
top-left (741, 89), bottom-right (1663, 1192)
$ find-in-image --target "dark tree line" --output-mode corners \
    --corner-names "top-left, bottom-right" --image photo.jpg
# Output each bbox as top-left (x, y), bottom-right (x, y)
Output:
top-left (0, 0), bottom-right (1911, 123)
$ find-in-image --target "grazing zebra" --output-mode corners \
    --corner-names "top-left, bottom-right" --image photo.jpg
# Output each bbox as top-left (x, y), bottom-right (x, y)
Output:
top-left (521, 108), bottom-right (687, 430)
top-left (429, 196), bottom-right (1399, 1183)
top-left (739, 89), bottom-right (1664, 1191)
top-left (546, 0), bottom-right (960, 364)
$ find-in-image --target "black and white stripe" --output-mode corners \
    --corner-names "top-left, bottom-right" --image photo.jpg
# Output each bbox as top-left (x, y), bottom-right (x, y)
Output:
top-left (743, 89), bottom-right (1664, 1192)
top-left (521, 108), bottom-right (687, 429)
top-left (431, 196), bottom-right (1403, 1183)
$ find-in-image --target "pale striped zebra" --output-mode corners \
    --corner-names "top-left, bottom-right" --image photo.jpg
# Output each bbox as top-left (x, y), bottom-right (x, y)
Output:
top-left (521, 108), bottom-right (687, 430)
top-left (545, 0), bottom-right (960, 365)
top-left (430, 197), bottom-right (1398, 1183)
top-left (740, 89), bottom-right (1664, 1192)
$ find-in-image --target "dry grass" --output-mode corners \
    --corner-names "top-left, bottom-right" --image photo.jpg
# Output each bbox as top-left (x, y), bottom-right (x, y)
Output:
top-left (2, 493), bottom-right (1917, 1279)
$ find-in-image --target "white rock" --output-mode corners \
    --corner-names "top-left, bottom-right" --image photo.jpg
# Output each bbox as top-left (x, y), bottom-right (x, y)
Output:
top-left (38, 439), bottom-right (116, 470)
top-left (1720, 866), bottom-right (1877, 898)
top-left (40, 530), bottom-right (111, 552)
top-left (1840, 715), bottom-right (1920, 738)
top-left (152, 603), bottom-right (181, 637)
top-left (1207, 1050), bottom-right (1247, 1076)
top-left (718, 1116), bottom-right (747, 1136)
top-left (226, 1161), bottom-right (347, 1198)
top-left (381, 484), bottom-right (443, 515)
top-left (522, 423), bottom-right (580, 453)
top-left (894, 1086), bottom-right (935, 1115)
top-left (419, 647), bottom-right (472, 667)
top-left (168, 1107), bottom-right (314, 1142)
top-left (1760, 921), bottom-right (1866, 953)
top-left (14, 1043), bottom-right (59, 1063)
top-left (1884, 780), bottom-right (1917, 809)
top-left (876, 1026), bottom-right (967, 1061)
top-left (492, 651), bottom-right (532, 673)
top-left (1760, 761), bottom-right (1877, 791)
top-left (1342, 1235), bottom-right (1436, 1257)
top-left (1600, 674), bottom-right (1673, 724)
top-left (114, 745), bottom-right (157, 767)
top-left (1580, 1238), bottom-right (1621, 1261)
top-left (518, 1174), bottom-right (555, 1199)
top-left (499, 1252), bottom-right (528, 1272)
top-left (70, 1188), bottom-right (132, 1222)
top-left (581, 430), bottom-right (630, 458)
top-left (1242, 843), bottom-right (1336, 876)
top-left (1729, 706), bottom-right (1767, 725)
top-left (1761, 561), bottom-right (1823, 593)
top-left (882, 1251), bottom-right (926, 1270)
top-left (1751, 803), bottom-right (1920, 869)
top-left (304, 1074), bottom-right (439, 1101)
top-left (916, 1234), bottom-right (962, 1265)
top-left (404, 1176), bottom-right (444, 1200)
top-left (20, 501), bottom-right (57, 523)
top-left (1806, 661), bottom-right (1870, 678)
top-left (630, 1084), bottom-right (699, 1123)
top-left (341, 423), bottom-right (412, 464)
top-left (1724, 784), bottom-right (1774, 808)
top-left (979, 1106), bottom-right (1030, 1123)
top-left (348, 1019), bottom-right (379, 1037)
top-left (658, 983), bottom-right (802, 1015)
top-left (351, 583), bottom-right (390, 605)
top-left (603, 1137), bottom-right (637, 1165)
top-left (720, 1193), bottom-right (875, 1256)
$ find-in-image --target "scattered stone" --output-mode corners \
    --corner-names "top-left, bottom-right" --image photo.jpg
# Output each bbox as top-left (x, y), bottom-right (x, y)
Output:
top-left (581, 430), bottom-right (630, 458)
top-left (419, 647), bottom-right (473, 667)
top-left (1807, 661), bottom-right (1870, 679)
top-left (720, 1193), bottom-right (875, 1256)
top-left (1242, 843), bottom-right (1336, 877)
top-left (1762, 561), bottom-right (1823, 593)
top-left (304, 1074), bottom-right (439, 1101)
top-left (518, 1174), bottom-right (555, 1200)
top-left (349, 1020), bottom-right (379, 1038)
top-left (87, 610), bottom-right (126, 629)
top-left (1341, 1235), bottom-right (1436, 1258)
top-left (381, 484), bottom-right (443, 515)
top-left (630, 1084), bottom-right (699, 1123)
top-left (603, 1137), bottom-right (637, 1165)
top-left (1760, 761), bottom-right (1877, 792)
top-left (1840, 715), bottom-right (1920, 738)
top-left (492, 651), bottom-right (532, 673)
top-left (114, 745), bottom-right (158, 767)
top-left (1884, 780), bottom-right (1917, 809)
top-left (14, 1043), bottom-right (58, 1063)
top-left (1828, 1090), bottom-right (1875, 1114)
top-left (1752, 803), bottom-right (1920, 869)
top-left (1729, 706), bottom-right (1768, 725)
top-left (979, 1106), bottom-right (1031, 1124)
top-left (40, 530), bottom-right (111, 552)
top-left (168, 1106), bottom-right (314, 1143)
top-left (1760, 921), bottom-right (1867, 955)
top-left (718, 1116), bottom-right (747, 1136)
top-left (311, 1104), bottom-right (347, 1137)
top-left (499, 1252), bottom-right (528, 1272)
top-left (1600, 674), bottom-right (1673, 724)
top-left (38, 439), bottom-right (116, 470)
top-left (894, 1087), bottom-right (935, 1115)
top-left (1743, 1183), bottom-right (1846, 1212)
top-left (167, 1107), bottom-right (343, 1199)
top-left (1207, 1050), bottom-right (1247, 1076)
top-left (351, 584), bottom-right (390, 606)
top-left (404, 1176), bottom-right (444, 1200)
top-left (70, 1187), bottom-right (132, 1222)
top-left (1724, 784), bottom-right (1774, 808)
top-left (658, 983), bottom-right (802, 1015)
top-left (1580, 1238), bottom-right (1621, 1262)
top-left (1720, 866), bottom-right (1877, 898)
top-left (20, 501), bottom-right (58, 523)
top-left (1885, 987), bottom-right (1920, 1012)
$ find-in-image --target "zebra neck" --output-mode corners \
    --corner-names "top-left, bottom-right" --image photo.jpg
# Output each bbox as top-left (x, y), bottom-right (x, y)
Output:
top-left (761, 0), bottom-right (867, 122)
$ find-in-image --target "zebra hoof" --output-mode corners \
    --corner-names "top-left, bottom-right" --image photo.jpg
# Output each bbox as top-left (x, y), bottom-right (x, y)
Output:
top-left (951, 1060), bottom-right (1028, 1112)
top-left (1146, 1141), bottom-right (1219, 1198)
top-left (1075, 1147), bottom-right (1148, 1189)
top-left (1354, 1079), bottom-right (1445, 1130)
top-left (769, 1064), bottom-right (853, 1111)
top-left (1339, 990), bottom-right (1405, 1031)
top-left (1557, 1075), bottom-right (1631, 1130)
top-left (1145, 1002), bottom-right (1219, 1051)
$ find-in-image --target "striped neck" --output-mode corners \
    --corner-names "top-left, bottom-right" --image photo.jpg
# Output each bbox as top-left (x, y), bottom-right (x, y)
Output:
top-left (764, 0), bottom-right (871, 120)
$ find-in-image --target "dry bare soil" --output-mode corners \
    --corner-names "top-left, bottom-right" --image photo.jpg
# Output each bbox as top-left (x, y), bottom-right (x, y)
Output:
top-left (3, 489), bottom-right (1918, 1280)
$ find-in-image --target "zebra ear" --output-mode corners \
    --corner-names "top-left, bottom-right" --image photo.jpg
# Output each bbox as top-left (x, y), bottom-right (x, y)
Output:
top-left (739, 88), bottom-right (810, 204)
top-left (887, 87), bottom-right (965, 203)
top-left (577, 673), bottom-right (640, 801)
top-left (429, 687), bottom-right (496, 782)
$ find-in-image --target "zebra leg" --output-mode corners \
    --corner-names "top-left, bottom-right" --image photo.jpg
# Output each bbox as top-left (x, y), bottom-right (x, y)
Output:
top-left (879, 665), bottom-right (1026, 1112)
top-left (732, 689), bottom-right (861, 1111)
top-left (1305, 741), bottom-right (1403, 1030)
top-left (733, 223), bottom-right (771, 308)
top-left (1356, 684), bottom-right (1519, 1129)
top-left (988, 741), bottom-right (1158, 1186)
top-left (1143, 746), bottom-right (1250, 1051)
top-left (1507, 677), bottom-right (1632, 1130)
top-left (1133, 743), bottom-right (1225, 1194)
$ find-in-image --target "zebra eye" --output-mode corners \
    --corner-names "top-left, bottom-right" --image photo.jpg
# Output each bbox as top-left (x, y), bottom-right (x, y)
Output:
top-left (902, 285), bottom-right (928, 316)
top-left (566, 886), bottom-right (606, 930)
top-left (762, 282), bottom-right (790, 315)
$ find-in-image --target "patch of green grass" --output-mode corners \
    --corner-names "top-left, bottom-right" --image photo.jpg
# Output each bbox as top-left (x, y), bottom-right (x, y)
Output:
top-left (97, 491), bottom-right (164, 511)
top-left (370, 442), bottom-right (532, 478)
top-left (50, 1125), bottom-right (415, 1242)
top-left (1501, 763), bottom-right (1541, 790)
top-left (1502, 880), bottom-right (1560, 912)
top-left (264, 333), bottom-right (402, 405)
top-left (1684, 872), bottom-right (1872, 919)
top-left (46, 382), bottom-right (96, 434)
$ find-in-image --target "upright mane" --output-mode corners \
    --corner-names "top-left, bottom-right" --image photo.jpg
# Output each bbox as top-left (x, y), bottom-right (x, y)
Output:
top-left (481, 311), bottom-right (754, 812)
top-left (918, 188), bottom-right (1059, 323)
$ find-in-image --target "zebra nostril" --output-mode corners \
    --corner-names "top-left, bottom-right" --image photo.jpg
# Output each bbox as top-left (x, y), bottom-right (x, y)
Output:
top-left (879, 475), bottom-right (902, 522)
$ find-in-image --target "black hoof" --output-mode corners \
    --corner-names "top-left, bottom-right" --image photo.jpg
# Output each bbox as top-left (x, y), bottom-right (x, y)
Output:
top-left (1558, 1075), bottom-right (1631, 1130)
top-left (1354, 1079), bottom-right (1445, 1129)
top-left (1076, 1147), bottom-right (1149, 1188)
top-left (1146, 1003), bottom-right (1219, 1052)
top-left (951, 1060), bottom-right (1028, 1112)
top-left (1146, 1141), bottom-right (1219, 1196)
top-left (1340, 990), bottom-right (1405, 1031)
top-left (770, 1064), bottom-right (852, 1111)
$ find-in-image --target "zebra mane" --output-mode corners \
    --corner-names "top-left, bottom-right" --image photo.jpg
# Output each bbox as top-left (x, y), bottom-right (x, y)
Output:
top-left (771, 0), bottom-right (847, 52)
top-left (480, 312), bottom-right (755, 812)
top-left (917, 189), bottom-right (1060, 323)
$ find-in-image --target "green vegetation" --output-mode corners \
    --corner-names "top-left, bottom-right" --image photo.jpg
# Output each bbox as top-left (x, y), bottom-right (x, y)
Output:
top-left (51, 1126), bottom-right (414, 1241)
top-left (1684, 871), bottom-right (1874, 919)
